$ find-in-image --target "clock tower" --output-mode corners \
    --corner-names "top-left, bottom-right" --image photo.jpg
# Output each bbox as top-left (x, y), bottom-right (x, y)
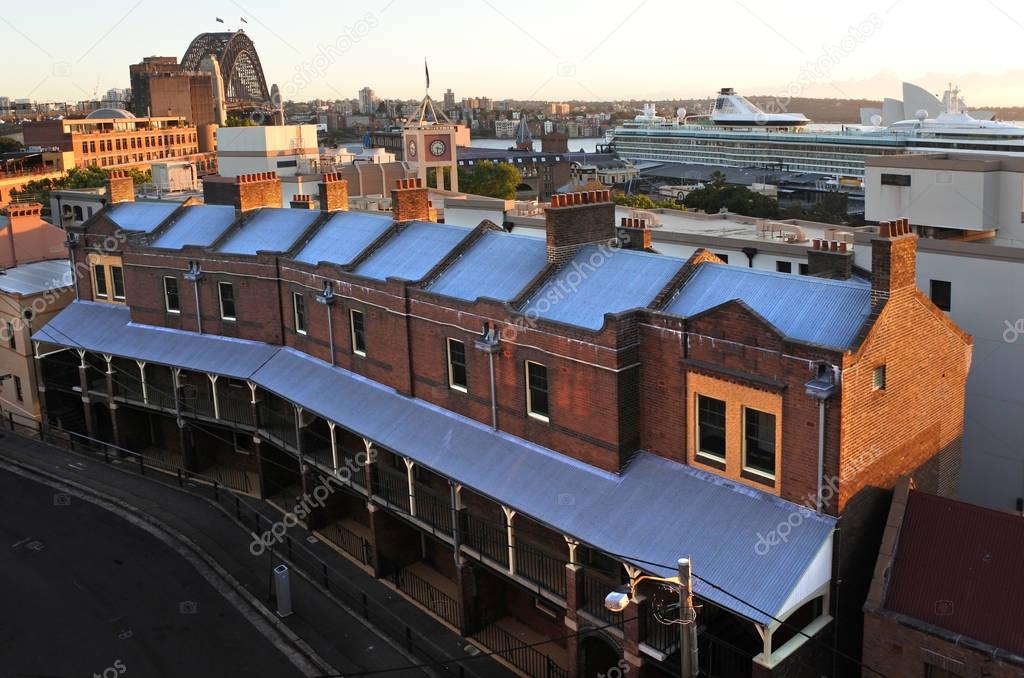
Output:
top-left (403, 75), bottom-right (459, 192)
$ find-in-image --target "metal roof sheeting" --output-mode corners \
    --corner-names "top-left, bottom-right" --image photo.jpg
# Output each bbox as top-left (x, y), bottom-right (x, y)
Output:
top-left (426, 231), bottom-right (547, 302)
top-left (33, 302), bottom-right (277, 379)
top-left (0, 259), bottom-right (72, 295)
top-left (885, 491), bottom-right (1024, 655)
top-left (107, 202), bottom-right (179, 233)
top-left (293, 211), bottom-right (394, 266)
top-left (521, 246), bottom-right (685, 330)
top-left (152, 205), bottom-right (238, 249)
top-left (353, 221), bottom-right (471, 282)
top-left (665, 264), bottom-right (872, 350)
top-left (216, 208), bottom-right (319, 255)
top-left (34, 299), bottom-right (836, 624)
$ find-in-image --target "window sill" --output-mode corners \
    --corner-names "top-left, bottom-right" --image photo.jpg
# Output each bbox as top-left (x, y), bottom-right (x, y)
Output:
top-left (741, 468), bottom-right (776, 487)
top-left (353, 350), bottom-right (366, 357)
top-left (527, 411), bottom-right (549, 423)
top-left (221, 316), bottom-right (237, 322)
top-left (296, 330), bottom-right (307, 336)
top-left (694, 453), bottom-right (726, 471)
top-left (166, 309), bottom-right (181, 315)
top-left (449, 384), bottom-right (468, 393)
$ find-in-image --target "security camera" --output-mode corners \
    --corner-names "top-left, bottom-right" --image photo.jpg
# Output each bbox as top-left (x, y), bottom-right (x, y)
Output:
top-left (604, 587), bottom-right (631, 613)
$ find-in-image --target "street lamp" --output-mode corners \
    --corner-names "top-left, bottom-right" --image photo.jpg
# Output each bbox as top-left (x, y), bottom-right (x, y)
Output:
top-left (64, 232), bottom-right (80, 300)
top-left (604, 558), bottom-right (699, 678)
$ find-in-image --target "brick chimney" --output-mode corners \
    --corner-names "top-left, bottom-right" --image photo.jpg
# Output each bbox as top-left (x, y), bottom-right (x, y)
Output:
top-left (106, 170), bottom-right (135, 204)
top-left (202, 172), bottom-right (282, 212)
top-left (319, 172), bottom-right (349, 212)
top-left (807, 239), bottom-right (854, 279)
top-left (871, 218), bottom-right (917, 306)
top-left (289, 193), bottom-right (317, 209)
top-left (391, 178), bottom-right (430, 222)
top-left (545, 190), bottom-right (615, 264)
top-left (616, 216), bottom-right (652, 251)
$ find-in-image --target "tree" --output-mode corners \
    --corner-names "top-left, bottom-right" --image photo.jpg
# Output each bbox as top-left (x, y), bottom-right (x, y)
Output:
top-left (0, 136), bottom-right (23, 153)
top-left (11, 165), bottom-right (151, 206)
top-left (457, 161), bottom-right (522, 199)
top-left (226, 115), bottom-right (256, 127)
top-left (682, 181), bottom-right (780, 219)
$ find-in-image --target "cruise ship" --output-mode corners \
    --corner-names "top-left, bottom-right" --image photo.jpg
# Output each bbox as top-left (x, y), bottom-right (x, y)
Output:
top-left (611, 85), bottom-right (1024, 179)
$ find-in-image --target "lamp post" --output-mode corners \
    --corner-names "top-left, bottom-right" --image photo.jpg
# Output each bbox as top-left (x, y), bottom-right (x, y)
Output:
top-left (314, 281), bottom-right (337, 366)
top-left (64, 232), bottom-right (80, 300)
top-left (473, 322), bottom-right (500, 430)
top-left (183, 261), bottom-right (203, 334)
top-left (604, 557), bottom-right (699, 678)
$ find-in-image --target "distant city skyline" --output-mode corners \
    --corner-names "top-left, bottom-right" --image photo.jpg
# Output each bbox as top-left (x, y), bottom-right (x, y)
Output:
top-left (5, 0), bottom-right (1024, 106)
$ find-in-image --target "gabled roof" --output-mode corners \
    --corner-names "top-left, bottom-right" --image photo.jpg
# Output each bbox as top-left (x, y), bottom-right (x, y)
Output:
top-left (216, 208), bottom-right (319, 255)
top-left (521, 246), bottom-right (685, 330)
top-left (664, 263), bottom-right (871, 350)
top-left (353, 221), bottom-right (471, 282)
top-left (152, 205), bottom-right (237, 249)
top-left (426, 230), bottom-right (547, 302)
top-left (884, 490), bottom-right (1024, 656)
top-left (106, 202), bottom-right (179, 233)
top-left (293, 211), bottom-right (394, 267)
top-left (33, 300), bottom-right (837, 626)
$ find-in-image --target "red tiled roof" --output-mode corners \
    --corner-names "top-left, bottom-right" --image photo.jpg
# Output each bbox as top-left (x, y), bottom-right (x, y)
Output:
top-left (885, 490), bottom-right (1024, 655)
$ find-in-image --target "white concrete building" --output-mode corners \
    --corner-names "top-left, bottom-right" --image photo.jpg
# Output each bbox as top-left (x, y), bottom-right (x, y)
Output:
top-left (215, 125), bottom-right (319, 179)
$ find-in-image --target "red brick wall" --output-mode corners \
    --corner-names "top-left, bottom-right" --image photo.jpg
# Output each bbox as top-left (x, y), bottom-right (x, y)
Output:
top-left (863, 611), bottom-right (1023, 678)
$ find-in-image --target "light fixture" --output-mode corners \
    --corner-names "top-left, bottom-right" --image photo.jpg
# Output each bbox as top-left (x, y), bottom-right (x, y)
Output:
top-left (183, 261), bottom-right (203, 281)
top-left (314, 280), bottom-right (336, 305)
top-left (603, 586), bottom-right (631, 613)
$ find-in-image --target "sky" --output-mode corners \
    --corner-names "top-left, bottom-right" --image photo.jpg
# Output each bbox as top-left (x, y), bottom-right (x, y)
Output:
top-left (4, 0), bottom-right (1024, 106)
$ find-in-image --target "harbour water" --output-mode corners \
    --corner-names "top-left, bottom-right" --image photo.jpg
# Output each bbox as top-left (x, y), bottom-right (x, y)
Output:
top-left (469, 137), bottom-right (606, 153)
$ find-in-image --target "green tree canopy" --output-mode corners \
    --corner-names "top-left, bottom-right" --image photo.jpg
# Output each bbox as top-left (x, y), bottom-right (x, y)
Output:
top-left (682, 181), bottom-right (780, 219)
top-left (0, 136), bottom-right (24, 153)
top-left (11, 166), bottom-right (151, 206)
top-left (457, 161), bottom-right (522, 199)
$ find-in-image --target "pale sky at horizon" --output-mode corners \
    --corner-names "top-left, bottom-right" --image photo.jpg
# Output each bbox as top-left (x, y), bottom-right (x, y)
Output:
top-left (4, 0), bottom-right (1024, 106)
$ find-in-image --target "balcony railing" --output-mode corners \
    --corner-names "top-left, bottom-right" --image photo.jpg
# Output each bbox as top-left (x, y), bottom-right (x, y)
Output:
top-left (515, 538), bottom-right (567, 598)
top-left (414, 483), bottom-right (453, 537)
top-left (579, 569), bottom-right (623, 627)
top-left (643, 600), bottom-right (680, 655)
top-left (318, 521), bottom-right (374, 568)
top-left (373, 464), bottom-right (411, 513)
top-left (393, 567), bottom-right (462, 629)
top-left (259, 405), bottom-right (297, 449)
top-left (463, 511), bottom-right (509, 568)
top-left (474, 622), bottom-right (568, 678)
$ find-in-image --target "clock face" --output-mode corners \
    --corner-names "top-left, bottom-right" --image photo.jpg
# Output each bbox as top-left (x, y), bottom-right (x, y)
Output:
top-left (407, 140), bottom-right (417, 159)
top-left (429, 139), bottom-right (447, 157)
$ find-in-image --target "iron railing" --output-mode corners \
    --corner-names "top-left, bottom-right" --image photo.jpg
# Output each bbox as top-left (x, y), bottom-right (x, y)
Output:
top-left (318, 521), bottom-right (373, 568)
top-left (393, 567), bottom-right (462, 629)
top-left (463, 510), bottom-right (509, 567)
top-left (474, 622), bottom-right (568, 678)
top-left (515, 538), bottom-right (567, 598)
top-left (580, 569), bottom-right (623, 627)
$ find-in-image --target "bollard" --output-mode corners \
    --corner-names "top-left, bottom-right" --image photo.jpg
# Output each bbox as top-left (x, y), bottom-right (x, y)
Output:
top-left (273, 564), bottom-right (293, 617)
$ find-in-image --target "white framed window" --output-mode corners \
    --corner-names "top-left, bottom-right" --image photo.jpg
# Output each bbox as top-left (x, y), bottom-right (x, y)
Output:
top-left (525, 361), bottom-right (549, 421)
top-left (218, 282), bottom-right (236, 320)
top-left (695, 394), bottom-right (726, 463)
top-left (350, 309), bottom-right (366, 356)
top-left (110, 265), bottom-right (126, 300)
top-left (446, 338), bottom-right (467, 392)
top-left (742, 407), bottom-right (777, 479)
top-left (163, 276), bottom-right (180, 313)
top-left (92, 265), bottom-right (108, 299)
top-left (873, 365), bottom-right (886, 391)
top-left (293, 292), bottom-right (307, 334)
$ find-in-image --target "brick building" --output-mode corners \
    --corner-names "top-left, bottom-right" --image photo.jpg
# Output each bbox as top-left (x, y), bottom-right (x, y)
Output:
top-left (863, 478), bottom-right (1024, 677)
top-left (32, 172), bottom-right (971, 677)
top-left (22, 111), bottom-right (199, 169)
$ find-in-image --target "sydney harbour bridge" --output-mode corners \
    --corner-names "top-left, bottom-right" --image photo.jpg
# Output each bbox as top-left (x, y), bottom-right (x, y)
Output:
top-left (182, 31), bottom-right (275, 116)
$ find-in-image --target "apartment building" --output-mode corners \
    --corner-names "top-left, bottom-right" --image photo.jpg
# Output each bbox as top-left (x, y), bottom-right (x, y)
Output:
top-left (32, 173), bottom-right (971, 678)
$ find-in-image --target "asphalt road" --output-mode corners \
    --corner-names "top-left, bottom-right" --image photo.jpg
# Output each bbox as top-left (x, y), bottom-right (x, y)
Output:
top-left (0, 467), bottom-right (305, 678)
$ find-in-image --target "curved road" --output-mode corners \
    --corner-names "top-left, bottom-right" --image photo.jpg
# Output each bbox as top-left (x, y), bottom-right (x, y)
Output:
top-left (0, 467), bottom-right (304, 678)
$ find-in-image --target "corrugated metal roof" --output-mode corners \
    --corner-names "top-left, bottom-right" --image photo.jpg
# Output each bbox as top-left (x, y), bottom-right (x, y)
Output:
top-left (353, 221), bottom-right (471, 282)
top-left (216, 208), bottom-right (319, 255)
top-left (33, 301), bottom-right (277, 378)
top-left (426, 231), bottom-right (547, 302)
top-left (293, 211), bottom-right (394, 266)
top-left (664, 264), bottom-right (871, 350)
top-left (885, 490), bottom-right (1024, 655)
top-left (152, 205), bottom-right (237, 249)
top-left (34, 301), bottom-right (837, 624)
top-left (107, 202), bottom-right (178, 233)
top-left (521, 246), bottom-right (685, 330)
top-left (255, 348), bottom-right (834, 624)
top-left (0, 259), bottom-right (72, 295)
